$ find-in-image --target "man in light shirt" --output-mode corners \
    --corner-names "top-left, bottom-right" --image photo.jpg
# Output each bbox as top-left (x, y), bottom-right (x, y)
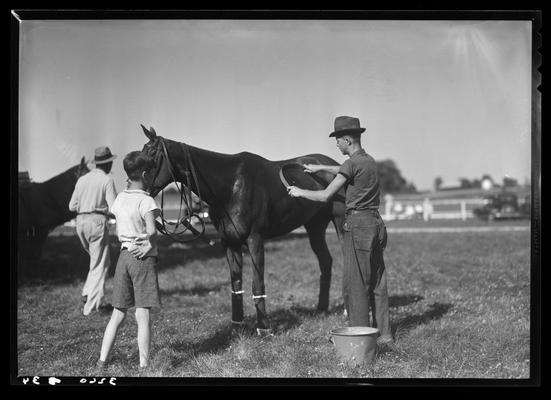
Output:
top-left (69, 146), bottom-right (118, 315)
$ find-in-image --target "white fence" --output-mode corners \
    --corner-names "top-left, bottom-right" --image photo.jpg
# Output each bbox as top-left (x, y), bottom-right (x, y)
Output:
top-left (381, 196), bottom-right (487, 221)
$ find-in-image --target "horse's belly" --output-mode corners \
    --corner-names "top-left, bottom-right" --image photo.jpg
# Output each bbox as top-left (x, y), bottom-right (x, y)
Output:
top-left (264, 200), bottom-right (326, 237)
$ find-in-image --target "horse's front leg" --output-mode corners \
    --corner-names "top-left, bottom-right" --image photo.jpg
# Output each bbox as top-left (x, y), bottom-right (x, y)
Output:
top-left (223, 240), bottom-right (245, 330)
top-left (247, 233), bottom-right (271, 335)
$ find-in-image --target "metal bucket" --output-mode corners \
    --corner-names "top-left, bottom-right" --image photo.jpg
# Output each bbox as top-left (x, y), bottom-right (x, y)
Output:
top-left (329, 327), bottom-right (379, 367)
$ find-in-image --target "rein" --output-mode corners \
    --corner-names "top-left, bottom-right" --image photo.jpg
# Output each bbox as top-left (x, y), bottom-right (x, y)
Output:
top-left (152, 138), bottom-right (211, 244)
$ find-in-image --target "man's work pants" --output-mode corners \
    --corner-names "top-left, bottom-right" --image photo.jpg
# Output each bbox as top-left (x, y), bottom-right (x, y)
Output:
top-left (76, 214), bottom-right (111, 315)
top-left (342, 210), bottom-right (391, 339)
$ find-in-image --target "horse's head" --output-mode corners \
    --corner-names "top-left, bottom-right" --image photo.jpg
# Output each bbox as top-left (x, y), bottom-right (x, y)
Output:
top-left (140, 124), bottom-right (175, 197)
top-left (74, 156), bottom-right (90, 180)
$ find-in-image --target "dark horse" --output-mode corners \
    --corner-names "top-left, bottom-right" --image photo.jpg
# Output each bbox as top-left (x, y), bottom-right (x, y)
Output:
top-left (18, 157), bottom-right (89, 282)
top-left (140, 126), bottom-right (345, 333)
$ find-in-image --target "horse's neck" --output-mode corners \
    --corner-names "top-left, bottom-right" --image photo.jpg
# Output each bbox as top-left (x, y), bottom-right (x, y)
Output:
top-left (175, 144), bottom-right (238, 206)
top-left (39, 167), bottom-right (79, 218)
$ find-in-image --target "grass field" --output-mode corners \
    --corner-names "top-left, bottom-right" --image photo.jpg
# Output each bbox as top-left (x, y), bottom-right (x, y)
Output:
top-left (15, 219), bottom-right (532, 380)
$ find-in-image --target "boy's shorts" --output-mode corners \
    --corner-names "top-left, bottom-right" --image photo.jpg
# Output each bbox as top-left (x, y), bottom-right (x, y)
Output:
top-left (112, 249), bottom-right (161, 309)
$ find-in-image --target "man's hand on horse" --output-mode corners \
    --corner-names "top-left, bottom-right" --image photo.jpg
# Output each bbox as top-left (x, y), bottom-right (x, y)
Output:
top-left (287, 186), bottom-right (302, 198)
top-left (303, 164), bottom-right (319, 174)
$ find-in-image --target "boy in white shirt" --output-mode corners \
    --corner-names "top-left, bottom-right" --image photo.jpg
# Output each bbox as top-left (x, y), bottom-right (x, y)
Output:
top-left (97, 151), bottom-right (161, 372)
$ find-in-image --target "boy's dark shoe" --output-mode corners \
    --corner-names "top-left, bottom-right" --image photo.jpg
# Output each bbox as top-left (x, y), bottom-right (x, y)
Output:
top-left (95, 359), bottom-right (108, 374)
top-left (138, 365), bottom-right (150, 377)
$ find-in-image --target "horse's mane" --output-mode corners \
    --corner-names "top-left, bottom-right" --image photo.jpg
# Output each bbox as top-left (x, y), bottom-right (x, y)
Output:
top-left (41, 163), bottom-right (82, 185)
top-left (165, 139), bottom-right (260, 162)
top-left (178, 140), bottom-right (336, 166)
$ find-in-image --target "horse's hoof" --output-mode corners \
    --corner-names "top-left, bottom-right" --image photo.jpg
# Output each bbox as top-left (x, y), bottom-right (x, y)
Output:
top-left (315, 307), bottom-right (330, 315)
top-left (230, 322), bottom-right (247, 338)
top-left (256, 328), bottom-right (274, 337)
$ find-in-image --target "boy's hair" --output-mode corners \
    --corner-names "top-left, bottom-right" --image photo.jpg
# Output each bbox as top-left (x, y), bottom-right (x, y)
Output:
top-left (123, 151), bottom-right (156, 181)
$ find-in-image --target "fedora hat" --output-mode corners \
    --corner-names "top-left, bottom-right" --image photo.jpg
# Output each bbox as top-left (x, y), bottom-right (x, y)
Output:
top-left (91, 146), bottom-right (117, 164)
top-left (329, 116), bottom-right (366, 137)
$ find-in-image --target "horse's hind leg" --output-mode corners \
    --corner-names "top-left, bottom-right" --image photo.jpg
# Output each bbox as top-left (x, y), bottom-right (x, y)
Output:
top-left (223, 240), bottom-right (245, 329)
top-left (305, 213), bottom-right (333, 312)
top-left (247, 233), bottom-right (270, 334)
top-left (331, 200), bottom-right (346, 243)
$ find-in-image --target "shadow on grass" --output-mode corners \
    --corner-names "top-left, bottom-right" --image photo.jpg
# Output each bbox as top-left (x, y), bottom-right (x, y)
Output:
top-left (265, 304), bottom-right (349, 334)
top-left (168, 304), bottom-right (336, 366)
top-left (268, 305), bottom-right (317, 333)
top-left (169, 323), bottom-right (234, 368)
top-left (389, 294), bottom-right (424, 308)
top-left (391, 302), bottom-right (453, 337)
top-left (159, 280), bottom-right (229, 296)
top-left (266, 299), bottom-right (449, 341)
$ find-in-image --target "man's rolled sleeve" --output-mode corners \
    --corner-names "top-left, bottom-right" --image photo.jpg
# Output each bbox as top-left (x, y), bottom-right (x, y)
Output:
top-left (338, 159), bottom-right (353, 182)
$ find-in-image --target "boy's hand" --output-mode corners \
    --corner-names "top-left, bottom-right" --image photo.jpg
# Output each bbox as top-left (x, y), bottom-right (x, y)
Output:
top-left (129, 238), bottom-right (153, 259)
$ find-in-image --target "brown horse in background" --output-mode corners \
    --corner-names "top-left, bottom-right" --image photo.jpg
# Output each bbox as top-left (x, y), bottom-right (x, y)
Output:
top-left (139, 125), bottom-right (345, 334)
top-left (18, 157), bottom-right (89, 282)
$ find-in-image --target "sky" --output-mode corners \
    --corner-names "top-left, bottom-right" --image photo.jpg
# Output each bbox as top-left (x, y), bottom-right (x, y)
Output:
top-left (17, 18), bottom-right (533, 191)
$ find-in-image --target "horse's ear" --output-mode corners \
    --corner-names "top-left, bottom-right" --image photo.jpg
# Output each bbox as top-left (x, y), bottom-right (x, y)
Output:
top-left (141, 124), bottom-right (156, 141)
top-left (80, 156), bottom-right (86, 167)
top-left (149, 126), bottom-right (157, 136)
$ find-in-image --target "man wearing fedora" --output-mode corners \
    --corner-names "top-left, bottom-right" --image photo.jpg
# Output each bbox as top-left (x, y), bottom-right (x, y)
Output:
top-left (69, 146), bottom-right (118, 316)
top-left (287, 116), bottom-right (394, 350)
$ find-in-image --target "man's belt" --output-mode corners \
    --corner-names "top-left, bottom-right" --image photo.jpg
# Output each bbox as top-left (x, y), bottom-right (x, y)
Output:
top-left (346, 208), bottom-right (380, 216)
top-left (78, 211), bottom-right (108, 217)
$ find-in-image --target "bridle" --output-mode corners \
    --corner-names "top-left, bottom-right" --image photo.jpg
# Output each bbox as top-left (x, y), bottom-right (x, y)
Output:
top-left (148, 137), bottom-right (209, 243)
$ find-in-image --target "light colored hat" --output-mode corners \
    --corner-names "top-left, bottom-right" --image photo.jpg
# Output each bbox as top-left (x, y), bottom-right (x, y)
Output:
top-left (91, 146), bottom-right (117, 164)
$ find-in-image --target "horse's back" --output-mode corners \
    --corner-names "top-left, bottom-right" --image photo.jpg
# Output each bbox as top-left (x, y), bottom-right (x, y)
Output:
top-left (234, 151), bottom-right (339, 167)
top-left (275, 153), bottom-right (339, 167)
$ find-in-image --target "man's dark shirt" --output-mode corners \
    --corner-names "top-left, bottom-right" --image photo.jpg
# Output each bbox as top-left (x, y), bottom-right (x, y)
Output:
top-left (338, 148), bottom-right (380, 211)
